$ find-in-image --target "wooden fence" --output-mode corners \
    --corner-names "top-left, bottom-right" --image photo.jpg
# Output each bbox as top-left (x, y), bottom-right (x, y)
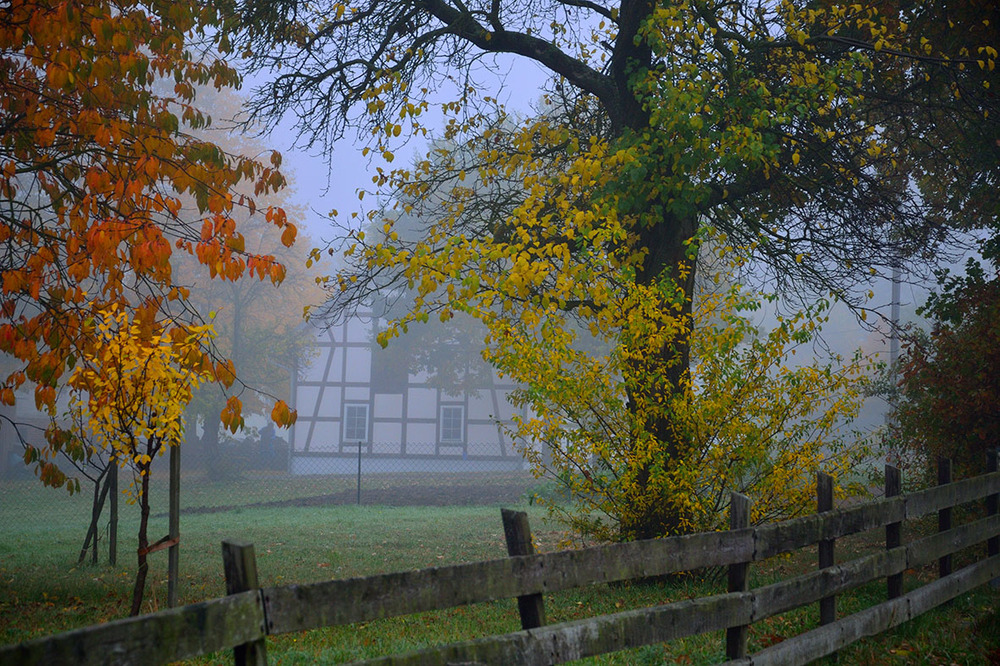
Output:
top-left (3, 454), bottom-right (1000, 666)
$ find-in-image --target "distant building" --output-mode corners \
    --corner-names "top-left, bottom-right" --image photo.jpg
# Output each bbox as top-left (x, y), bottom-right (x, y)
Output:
top-left (289, 316), bottom-right (530, 475)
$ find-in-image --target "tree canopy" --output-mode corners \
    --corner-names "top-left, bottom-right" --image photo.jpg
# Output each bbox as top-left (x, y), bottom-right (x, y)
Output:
top-left (232, 0), bottom-right (1000, 538)
top-left (235, 0), bottom-right (998, 285)
top-left (66, 304), bottom-right (215, 613)
top-left (1, 0), bottom-right (298, 490)
top-left (893, 236), bottom-right (1000, 479)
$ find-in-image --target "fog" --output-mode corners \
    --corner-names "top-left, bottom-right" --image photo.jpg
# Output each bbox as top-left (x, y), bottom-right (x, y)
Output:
top-left (1, 48), bottom-right (984, 557)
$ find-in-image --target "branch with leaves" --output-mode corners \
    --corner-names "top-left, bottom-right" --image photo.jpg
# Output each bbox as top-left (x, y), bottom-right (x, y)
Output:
top-left (1, 0), bottom-right (300, 491)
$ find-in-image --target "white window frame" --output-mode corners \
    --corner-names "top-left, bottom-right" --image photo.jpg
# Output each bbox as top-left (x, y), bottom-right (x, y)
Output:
top-left (439, 404), bottom-right (465, 443)
top-left (343, 403), bottom-right (369, 442)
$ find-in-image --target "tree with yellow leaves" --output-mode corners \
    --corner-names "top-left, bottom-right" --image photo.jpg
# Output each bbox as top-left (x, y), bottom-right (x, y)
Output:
top-left (65, 305), bottom-right (214, 615)
top-left (233, 0), bottom-right (999, 538)
top-left (496, 243), bottom-right (875, 541)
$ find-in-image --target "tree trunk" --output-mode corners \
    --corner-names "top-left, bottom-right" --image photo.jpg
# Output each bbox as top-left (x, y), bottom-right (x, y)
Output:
top-left (591, 5), bottom-right (704, 539)
top-left (130, 443), bottom-right (155, 616)
top-left (620, 211), bottom-right (700, 540)
top-left (78, 464), bottom-right (112, 564)
top-left (605, 8), bottom-right (703, 539)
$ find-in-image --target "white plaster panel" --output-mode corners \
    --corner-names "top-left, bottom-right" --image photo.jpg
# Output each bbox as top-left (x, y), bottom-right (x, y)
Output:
top-left (344, 386), bottom-right (370, 402)
top-left (468, 394), bottom-right (494, 420)
top-left (318, 387), bottom-right (342, 418)
top-left (301, 348), bottom-right (331, 382)
top-left (346, 318), bottom-right (370, 342)
top-left (307, 424), bottom-right (339, 451)
top-left (295, 386), bottom-right (321, 415)
top-left (467, 424), bottom-right (501, 446)
top-left (406, 388), bottom-right (437, 416)
top-left (344, 347), bottom-right (372, 383)
top-left (292, 423), bottom-right (311, 450)
top-left (372, 422), bottom-right (402, 445)
top-left (374, 393), bottom-right (403, 419)
top-left (492, 398), bottom-right (517, 422)
top-left (328, 348), bottom-right (344, 382)
top-left (406, 422), bottom-right (436, 445)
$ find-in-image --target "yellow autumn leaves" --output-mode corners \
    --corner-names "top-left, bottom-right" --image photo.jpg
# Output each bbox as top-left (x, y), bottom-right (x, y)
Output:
top-left (327, 0), bottom-right (923, 541)
top-left (67, 305), bottom-right (215, 492)
top-left (492, 252), bottom-right (873, 542)
top-left (344, 108), bottom-right (876, 540)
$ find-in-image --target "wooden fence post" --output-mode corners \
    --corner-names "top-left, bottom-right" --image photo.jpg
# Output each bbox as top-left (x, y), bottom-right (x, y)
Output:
top-left (501, 508), bottom-right (546, 630)
top-left (222, 540), bottom-right (268, 666)
top-left (938, 457), bottom-right (953, 580)
top-left (726, 492), bottom-right (751, 660)
top-left (817, 472), bottom-right (836, 628)
top-left (987, 449), bottom-right (999, 589)
top-left (885, 464), bottom-right (902, 599)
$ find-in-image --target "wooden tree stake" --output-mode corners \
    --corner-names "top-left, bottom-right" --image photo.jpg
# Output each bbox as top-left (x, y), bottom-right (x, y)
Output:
top-left (168, 443), bottom-right (180, 608)
top-left (109, 461), bottom-right (118, 566)
top-left (988, 450), bottom-right (999, 589)
top-left (817, 472), bottom-right (836, 627)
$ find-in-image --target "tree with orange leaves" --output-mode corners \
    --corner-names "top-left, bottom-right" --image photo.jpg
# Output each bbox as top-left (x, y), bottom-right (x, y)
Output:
top-left (0, 0), bottom-right (298, 492)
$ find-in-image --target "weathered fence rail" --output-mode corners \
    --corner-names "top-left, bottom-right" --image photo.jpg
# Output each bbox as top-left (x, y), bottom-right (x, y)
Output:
top-left (3, 454), bottom-right (999, 665)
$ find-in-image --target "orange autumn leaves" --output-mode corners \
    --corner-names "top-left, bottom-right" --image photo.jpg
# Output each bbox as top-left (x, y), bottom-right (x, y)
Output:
top-left (1, 0), bottom-right (297, 489)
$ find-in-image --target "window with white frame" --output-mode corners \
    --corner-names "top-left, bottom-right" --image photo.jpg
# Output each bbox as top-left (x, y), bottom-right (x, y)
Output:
top-left (343, 403), bottom-right (369, 442)
top-left (439, 405), bottom-right (464, 443)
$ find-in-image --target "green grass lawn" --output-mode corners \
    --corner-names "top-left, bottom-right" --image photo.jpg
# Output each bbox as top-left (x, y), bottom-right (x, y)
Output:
top-left (2, 476), bottom-right (1000, 664)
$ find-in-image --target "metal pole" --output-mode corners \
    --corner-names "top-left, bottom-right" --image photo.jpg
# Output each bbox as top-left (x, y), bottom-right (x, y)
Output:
top-left (885, 262), bottom-right (902, 466)
top-left (889, 262), bottom-right (901, 373)
top-left (357, 441), bottom-right (362, 505)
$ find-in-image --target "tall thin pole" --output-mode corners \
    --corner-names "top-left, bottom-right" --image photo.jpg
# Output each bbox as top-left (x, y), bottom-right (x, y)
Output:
top-left (885, 262), bottom-right (902, 466)
top-left (167, 443), bottom-right (180, 607)
top-left (889, 262), bottom-right (901, 379)
top-left (109, 459), bottom-right (118, 566)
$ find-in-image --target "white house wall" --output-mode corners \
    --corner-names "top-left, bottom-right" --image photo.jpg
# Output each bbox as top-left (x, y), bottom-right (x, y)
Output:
top-left (290, 317), bottom-right (528, 474)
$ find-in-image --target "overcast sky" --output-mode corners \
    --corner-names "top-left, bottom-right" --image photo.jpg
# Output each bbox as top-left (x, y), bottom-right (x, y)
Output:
top-left (245, 56), bottom-right (553, 240)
